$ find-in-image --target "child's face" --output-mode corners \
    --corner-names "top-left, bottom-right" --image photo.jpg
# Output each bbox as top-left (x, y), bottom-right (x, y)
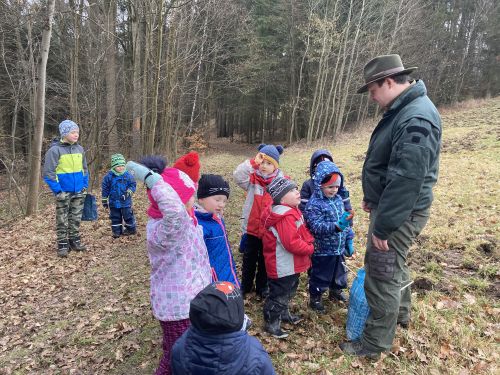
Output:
top-left (114, 166), bottom-right (125, 173)
top-left (185, 194), bottom-right (196, 211)
top-left (280, 188), bottom-right (301, 207)
top-left (321, 184), bottom-right (339, 198)
top-left (64, 129), bottom-right (79, 144)
top-left (198, 194), bottom-right (228, 216)
top-left (258, 159), bottom-right (276, 175)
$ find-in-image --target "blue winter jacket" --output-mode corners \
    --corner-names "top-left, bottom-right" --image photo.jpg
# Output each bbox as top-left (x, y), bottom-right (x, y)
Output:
top-left (304, 161), bottom-right (354, 256)
top-left (101, 171), bottom-right (136, 208)
top-left (171, 327), bottom-right (276, 375)
top-left (195, 210), bottom-right (240, 287)
top-left (299, 149), bottom-right (352, 212)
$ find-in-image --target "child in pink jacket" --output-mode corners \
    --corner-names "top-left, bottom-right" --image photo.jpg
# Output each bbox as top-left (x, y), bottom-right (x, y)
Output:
top-left (126, 160), bottom-right (211, 375)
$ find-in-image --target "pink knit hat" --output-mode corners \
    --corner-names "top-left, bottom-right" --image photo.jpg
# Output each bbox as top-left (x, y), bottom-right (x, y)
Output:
top-left (147, 167), bottom-right (196, 219)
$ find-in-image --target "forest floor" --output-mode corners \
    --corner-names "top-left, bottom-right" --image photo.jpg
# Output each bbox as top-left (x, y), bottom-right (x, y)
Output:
top-left (1, 97), bottom-right (499, 375)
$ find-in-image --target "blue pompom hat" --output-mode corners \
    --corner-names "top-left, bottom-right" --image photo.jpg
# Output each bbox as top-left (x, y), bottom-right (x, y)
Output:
top-left (257, 144), bottom-right (284, 168)
top-left (59, 119), bottom-right (79, 138)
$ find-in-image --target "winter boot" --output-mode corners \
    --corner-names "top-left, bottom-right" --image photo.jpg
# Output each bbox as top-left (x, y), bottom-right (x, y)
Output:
top-left (57, 240), bottom-right (69, 258)
top-left (281, 308), bottom-right (303, 325)
top-left (69, 236), bottom-right (87, 251)
top-left (329, 288), bottom-right (348, 302)
top-left (122, 228), bottom-right (137, 236)
top-left (309, 294), bottom-right (325, 314)
top-left (265, 318), bottom-right (288, 339)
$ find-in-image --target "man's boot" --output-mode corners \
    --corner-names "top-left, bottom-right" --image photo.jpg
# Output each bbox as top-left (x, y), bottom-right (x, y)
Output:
top-left (281, 308), bottom-right (303, 325)
top-left (309, 294), bottom-right (325, 313)
top-left (57, 240), bottom-right (69, 258)
top-left (69, 236), bottom-right (87, 251)
top-left (265, 317), bottom-right (288, 339)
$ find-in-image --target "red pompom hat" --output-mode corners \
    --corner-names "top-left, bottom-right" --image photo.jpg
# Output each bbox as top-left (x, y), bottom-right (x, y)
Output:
top-left (173, 151), bottom-right (200, 184)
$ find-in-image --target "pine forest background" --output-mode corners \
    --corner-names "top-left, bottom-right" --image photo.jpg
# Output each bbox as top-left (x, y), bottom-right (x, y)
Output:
top-left (0, 0), bottom-right (499, 217)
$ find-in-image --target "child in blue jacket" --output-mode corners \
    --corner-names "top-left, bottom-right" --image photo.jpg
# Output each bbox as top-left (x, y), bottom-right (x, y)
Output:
top-left (171, 281), bottom-right (275, 375)
top-left (101, 154), bottom-right (137, 238)
top-left (195, 174), bottom-right (240, 287)
top-left (304, 160), bottom-right (355, 313)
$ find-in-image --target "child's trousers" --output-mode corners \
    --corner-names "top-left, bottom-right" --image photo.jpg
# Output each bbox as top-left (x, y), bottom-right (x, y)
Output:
top-left (156, 319), bottom-right (190, 375)
top-left (263, 273), bottom-right (300, 322)
top-left (309, 254), bottom-right (348, 295)
top-left (55, 192), bottom-right (85, 242)
top-left (240, 234), bottom-right (268, 296)
top-left (109, 206), bottom-right (136, 236)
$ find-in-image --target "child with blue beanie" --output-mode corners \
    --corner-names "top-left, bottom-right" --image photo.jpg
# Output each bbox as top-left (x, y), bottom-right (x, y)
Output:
top-left (233, 144), bottom-right (285, 299)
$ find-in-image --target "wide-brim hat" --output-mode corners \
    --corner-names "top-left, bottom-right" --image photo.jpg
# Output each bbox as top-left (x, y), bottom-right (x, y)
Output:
top-left (357, 54), bottom-right (417, 93)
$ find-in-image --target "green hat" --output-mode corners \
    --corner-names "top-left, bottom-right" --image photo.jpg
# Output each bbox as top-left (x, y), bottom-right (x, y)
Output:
top-left (111, 153), bottom-right (126, 168)
top-left (357, 54), bottom-right (417, 93)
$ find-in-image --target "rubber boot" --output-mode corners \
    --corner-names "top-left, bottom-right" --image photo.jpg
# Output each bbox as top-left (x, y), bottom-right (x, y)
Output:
top-left (265, 317), bottom-right (288, 339)
top-left (69, 236), bottom-right (87, 251)
top-left (329, 288), bottom-right (348, 302)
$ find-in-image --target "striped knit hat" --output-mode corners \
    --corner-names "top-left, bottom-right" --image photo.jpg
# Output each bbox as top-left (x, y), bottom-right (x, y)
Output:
top-left (111, 154), bottom-right (126, 169)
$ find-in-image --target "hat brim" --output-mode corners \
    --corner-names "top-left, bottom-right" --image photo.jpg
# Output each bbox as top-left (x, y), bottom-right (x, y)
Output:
top-left (357, 67), bottom-right (417, 94)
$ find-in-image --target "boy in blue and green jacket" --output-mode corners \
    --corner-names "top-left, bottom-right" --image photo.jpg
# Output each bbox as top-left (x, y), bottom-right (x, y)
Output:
top-left (43, 119), bottom-right (89, 257)
top-left (101, 154), bottom-right (137, 238)
top-left (304, 160), bottom-right (355, 313)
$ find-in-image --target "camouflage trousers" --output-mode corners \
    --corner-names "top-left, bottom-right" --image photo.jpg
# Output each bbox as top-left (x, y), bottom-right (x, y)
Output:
top-left (55, 192), bottom-right (85, 242)
top-left (361, 208), bottom-right (429, 352)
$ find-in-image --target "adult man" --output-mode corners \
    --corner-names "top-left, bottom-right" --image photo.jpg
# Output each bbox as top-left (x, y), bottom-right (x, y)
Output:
top-left (340, 54), bottom-right (442, 358)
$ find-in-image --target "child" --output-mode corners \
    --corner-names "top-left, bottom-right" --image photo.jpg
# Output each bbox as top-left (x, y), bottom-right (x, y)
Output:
top-left (233, 144), bottom-right (285, 299)
top-left (299, 149), bottom-right (353, 214)
top-left (171, 281), bottom-right (276, 375)
top-left (195, 174), bottom-right (240, 286)
top-left (43, 119), bottom-right (88, 257)
top-left (101, 154), bottom-right (137, 238)
top-left (304, 160), bottom-right (355, 313)
top-left (126, 160), bottom-right (211, 375)
top-left (261, 177), bottom-right (314, 338)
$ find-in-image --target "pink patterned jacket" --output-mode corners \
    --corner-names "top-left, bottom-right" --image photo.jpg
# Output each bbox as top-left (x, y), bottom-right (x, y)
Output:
top-left (146, 180), bottom-right (211, 321)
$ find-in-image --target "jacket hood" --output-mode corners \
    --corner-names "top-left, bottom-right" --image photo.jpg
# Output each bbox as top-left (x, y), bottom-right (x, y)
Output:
top-left (312, 160), bottom-right (344, 199)
top-left (309, 149), bottom-right (333, 177)
top-left (263, 204), bottom-right (298, 229)
top-left (50, 138), bottom-right (75, 147)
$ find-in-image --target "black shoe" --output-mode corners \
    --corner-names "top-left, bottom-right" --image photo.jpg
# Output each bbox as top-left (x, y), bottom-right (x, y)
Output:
top-left (309, 294), bottom-right (325, 314)
top-left (397, 320), bottom-right (409, 329)
top-left (257, 287), bottom-right (269, 300)
top-left (69, 237), bottom-right (87, 251)
top-left (339, 341), bottom-right (381, 360)
top-left (329, 289), bottom-right (348, 302)
top-left (281, 309), bottom-right (303, 325)
top-left (122, 228), bottom-right (136, 236)
top-left (112, 233), bottom-right (121, 239)
top-left (265, 319), bottom-right (288, 339)
top-left (57, 241), bottom-right (69, 258)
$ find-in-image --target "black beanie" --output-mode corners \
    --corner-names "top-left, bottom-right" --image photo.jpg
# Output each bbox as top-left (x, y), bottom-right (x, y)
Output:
top-left (197, 174), bottom-right (230, 199)
top-left (189, 282), bottom-right (244, 334)
top-left (267, 177), bottom-right (297, 204)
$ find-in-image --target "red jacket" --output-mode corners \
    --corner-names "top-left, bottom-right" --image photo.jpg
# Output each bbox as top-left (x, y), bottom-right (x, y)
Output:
top-left (233, 159), bottom-right (284, 238)
top-left (261, 204), bottom-right (314, 279)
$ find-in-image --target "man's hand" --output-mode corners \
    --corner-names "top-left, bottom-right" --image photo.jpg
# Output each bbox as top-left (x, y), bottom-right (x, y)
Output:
top-left (372, 234), bottom-right (389, 251)
top-left (362, 200), bottom-right (371, 213)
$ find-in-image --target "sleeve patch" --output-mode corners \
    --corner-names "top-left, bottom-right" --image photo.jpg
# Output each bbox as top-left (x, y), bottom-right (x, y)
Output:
top-left (406, 125), bottom-right (429, 137)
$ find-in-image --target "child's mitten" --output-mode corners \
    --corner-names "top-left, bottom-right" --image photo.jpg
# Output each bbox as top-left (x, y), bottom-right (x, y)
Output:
top-left (345, 239), bottom-right (355, 257)
top-left (102, 197), bottom-right (109, 209)
top-left (336, 211), bottom-right (353, 231)
top-left (126, 161), bottom-right (161, 189)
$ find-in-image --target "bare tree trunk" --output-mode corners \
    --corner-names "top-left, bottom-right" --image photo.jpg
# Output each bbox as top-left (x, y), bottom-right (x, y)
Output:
top-left (130, 1), bottom-right (143, 158)
top-left (26, 0), bottom-right (55, 216)
top-left (105, 0), bottom-right (118, 152)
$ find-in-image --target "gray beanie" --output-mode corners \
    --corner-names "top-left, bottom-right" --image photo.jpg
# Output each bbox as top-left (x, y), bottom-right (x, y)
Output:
top-left (267, 177), bottom-right (297, 205)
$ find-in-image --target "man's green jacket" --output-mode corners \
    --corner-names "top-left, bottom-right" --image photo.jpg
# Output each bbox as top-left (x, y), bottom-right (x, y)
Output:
top-left (362, 80), bottom-right (441, 240)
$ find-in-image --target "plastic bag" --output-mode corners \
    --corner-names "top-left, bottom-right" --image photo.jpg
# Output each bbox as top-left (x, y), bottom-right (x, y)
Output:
top-left (346, 268), bottom-right (370, 341)
top-left (81, 194), bottom-right (98, 221)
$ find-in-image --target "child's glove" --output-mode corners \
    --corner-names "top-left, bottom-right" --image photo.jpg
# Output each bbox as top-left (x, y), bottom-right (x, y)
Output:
top-left (254, 152), bottom-right (265, 166)
top-left (336, 211), bottom-right (353, 232)
top-left (239, 233), bottom-right (248, 254)
top-left (126, 161), bottom-right (161, 189)
top-left (345, 239), bottom-right (355, 257)
top-left (102, 197), bottom-right (109, 209)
